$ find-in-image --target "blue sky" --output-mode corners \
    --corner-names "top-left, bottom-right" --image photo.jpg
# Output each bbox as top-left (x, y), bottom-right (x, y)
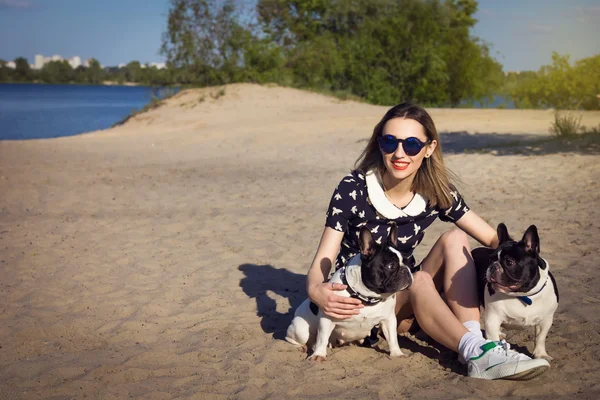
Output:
top-left (0, 0), bottom-right (599, 71)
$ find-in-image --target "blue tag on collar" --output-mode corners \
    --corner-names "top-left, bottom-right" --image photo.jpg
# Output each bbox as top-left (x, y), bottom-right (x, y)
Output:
top-left (517, 296), bottom-right (532, 305)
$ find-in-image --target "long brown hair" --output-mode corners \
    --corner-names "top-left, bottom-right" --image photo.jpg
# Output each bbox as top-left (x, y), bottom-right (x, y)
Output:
top-left (354, 102), bottom-right (458, 209)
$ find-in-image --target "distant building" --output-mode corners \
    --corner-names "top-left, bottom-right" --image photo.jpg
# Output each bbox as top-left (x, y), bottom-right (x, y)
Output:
top-left (34, 54), bottom-right (45, 69)
top-left (68, 56), bottom-right (81, 69)
top-left (33, 54), bottom-right (84, 69)
top-left (29, 54), bottom-right (165, 70)
top-left (6, 61), bottom-right (16, 69)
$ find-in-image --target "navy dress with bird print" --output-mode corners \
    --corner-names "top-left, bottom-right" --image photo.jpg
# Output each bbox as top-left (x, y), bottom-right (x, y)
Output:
top-left (325, 169), bottom-right (469, 271)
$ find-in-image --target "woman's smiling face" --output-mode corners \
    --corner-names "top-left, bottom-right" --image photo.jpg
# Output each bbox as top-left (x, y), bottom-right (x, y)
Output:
top-left (381, 117), bottom-right (434, 182)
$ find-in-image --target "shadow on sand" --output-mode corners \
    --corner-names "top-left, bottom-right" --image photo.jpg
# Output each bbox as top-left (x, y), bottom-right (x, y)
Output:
top-left (441, 131), bottom-right (600, 156)
top-left (238, 263), bottom-right (307, 340)
top-left (238, 263), bottom-right (469, 375)
top-left (360, 131), bottom-right (600, 156)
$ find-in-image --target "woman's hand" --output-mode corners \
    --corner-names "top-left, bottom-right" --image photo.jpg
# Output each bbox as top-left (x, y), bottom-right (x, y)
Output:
top-left (308, 282), bottom-right (364, 319)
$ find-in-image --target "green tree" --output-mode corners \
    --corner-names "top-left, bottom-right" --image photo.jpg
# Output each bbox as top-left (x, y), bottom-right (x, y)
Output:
top-left (14, 57), bottom-right (32, 81)
top-left (86, 58), bottom-right (103, 84)
top-left (161, 0), bottom-right (504, 106)
top-left (40, 60), bottom-right (74, 83)
top-left (255, 0), bottom-right (502, 105)
top-left (161, 0), bottom-right (284, 85)
top-left (0, 59), bottom-right (9, 82)
top-left (575, 54), bottom-right (600, 110)
top-left (125, 61), bottom-right (142, 82)
top-left (507, 52), bottom-right (600, 110)
top-left (73, 65), bottom-right (88, 83)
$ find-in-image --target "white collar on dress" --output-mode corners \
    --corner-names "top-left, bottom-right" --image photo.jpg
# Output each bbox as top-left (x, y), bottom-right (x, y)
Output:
top-left (365, 169), bottom-right (428, 218)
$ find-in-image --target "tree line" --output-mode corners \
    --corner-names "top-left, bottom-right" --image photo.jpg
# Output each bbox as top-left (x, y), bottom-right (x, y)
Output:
top-left (2, 0), bottom-right (598, 110)
top-left (159, 0), bottom-right (599, 109)
top-left (504, 52), bottom-right (600, 110)
top-left (160, 0), bottom-right (505, 107)
top-left (0, 57), bottom-right (183, 86)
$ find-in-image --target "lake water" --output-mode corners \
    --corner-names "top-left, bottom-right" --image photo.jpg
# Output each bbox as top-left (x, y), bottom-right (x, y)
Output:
top-left (0, 84), bottom-right (514, 141)
top-left (0, 84), bottom-right (164, 140)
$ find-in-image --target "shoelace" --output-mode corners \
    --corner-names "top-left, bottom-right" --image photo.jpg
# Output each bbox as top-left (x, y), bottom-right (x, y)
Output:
top-left (497, 340), bottom-right (511, 352)
top-left (495, 340), bottom-right (531, 361)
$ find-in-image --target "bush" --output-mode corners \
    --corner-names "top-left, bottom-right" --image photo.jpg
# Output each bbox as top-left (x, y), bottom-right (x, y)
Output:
top-left (549, 111), bottom-right (583, 137)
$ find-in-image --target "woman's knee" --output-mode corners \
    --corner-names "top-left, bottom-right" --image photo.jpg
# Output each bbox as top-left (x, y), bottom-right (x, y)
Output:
top-left (410, 271), bottom-right (435, 292)
top-left (440, 228), bottom-right (470, 249)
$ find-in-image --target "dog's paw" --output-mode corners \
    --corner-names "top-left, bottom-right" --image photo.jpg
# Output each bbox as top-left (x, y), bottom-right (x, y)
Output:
top-left (534, 352), bottom-right (553, 361)
top-left (308, 354), bottom-right (327, 362)
top-left (297, 344), bottom-right (307, 353)
top-left (389, 349), bottom-right (409, 358)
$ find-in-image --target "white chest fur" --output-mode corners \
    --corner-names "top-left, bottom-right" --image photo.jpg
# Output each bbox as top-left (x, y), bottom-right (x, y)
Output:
top-left (327, 264), bottom-right (396, 341)
top-left (482, 270), bottom-right (559, 360)
top-left (285, 259), bottom-right (407, 359)
top-left (484, 280), bottom-right (558, 327)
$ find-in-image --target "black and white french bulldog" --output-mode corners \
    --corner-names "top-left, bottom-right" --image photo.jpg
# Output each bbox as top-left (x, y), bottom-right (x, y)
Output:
top-left (472, 223), bottom-right (559, 361)
top-left (286, 224), bottom-right (414, 361)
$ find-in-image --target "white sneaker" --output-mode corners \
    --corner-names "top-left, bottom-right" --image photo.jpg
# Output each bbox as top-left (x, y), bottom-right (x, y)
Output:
top-left (468, 340), bottom-right (550, 380)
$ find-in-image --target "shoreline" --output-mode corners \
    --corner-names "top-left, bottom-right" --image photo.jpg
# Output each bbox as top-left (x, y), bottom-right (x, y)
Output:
top-left (0, 81), bottom-right (151, 87)
top-left (0, 81), bottom-right (596, 111)
top-left (2, 84), bottom-right (600, 142)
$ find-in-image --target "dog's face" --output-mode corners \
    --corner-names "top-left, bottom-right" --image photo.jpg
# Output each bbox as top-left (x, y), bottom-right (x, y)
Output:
top-left (487, 223), bottom-right (545, 294)
top-left (358, 224), bottom-right (413, 294)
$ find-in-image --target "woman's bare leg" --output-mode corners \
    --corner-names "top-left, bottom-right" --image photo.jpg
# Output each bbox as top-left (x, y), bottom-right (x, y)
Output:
top-left (407, 271), bottom-right (468, 351)
top-left (420, 229), bottom-right (480, 323)
top-left (395, 229), bottom-right (480, 351)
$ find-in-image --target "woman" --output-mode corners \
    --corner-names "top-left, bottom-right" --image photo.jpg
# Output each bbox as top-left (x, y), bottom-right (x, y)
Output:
top-left (306, 103), bottom-right (549, 380)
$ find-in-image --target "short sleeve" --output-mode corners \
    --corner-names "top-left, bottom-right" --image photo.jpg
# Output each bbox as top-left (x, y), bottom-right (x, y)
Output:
top-left (438, 188), bottom-right (470, 223)
top-left (325, 173), bottom-right (363, 232)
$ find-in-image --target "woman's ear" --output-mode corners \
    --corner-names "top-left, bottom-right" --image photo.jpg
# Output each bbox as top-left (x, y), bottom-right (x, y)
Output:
top-left (425, 140), bottom-right (437, 158)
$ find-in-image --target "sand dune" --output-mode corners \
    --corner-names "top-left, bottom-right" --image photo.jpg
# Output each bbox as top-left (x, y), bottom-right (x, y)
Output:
top-left (1, 83), bottom-right (600, 399)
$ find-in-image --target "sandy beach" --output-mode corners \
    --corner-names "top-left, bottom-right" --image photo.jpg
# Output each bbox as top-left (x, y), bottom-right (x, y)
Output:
top-left (1, 83), bottom-right (600, 399)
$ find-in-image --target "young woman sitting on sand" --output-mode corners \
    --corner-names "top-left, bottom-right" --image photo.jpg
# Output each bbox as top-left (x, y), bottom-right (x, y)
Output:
top-left (306, 102), bottom-right (550, 380)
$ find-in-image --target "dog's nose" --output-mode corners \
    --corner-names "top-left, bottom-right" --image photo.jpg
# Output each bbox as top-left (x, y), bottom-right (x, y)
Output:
top-left (400, 266), bottom-right (413, 279)
top-left (492, 261), bottom-right (503, 273)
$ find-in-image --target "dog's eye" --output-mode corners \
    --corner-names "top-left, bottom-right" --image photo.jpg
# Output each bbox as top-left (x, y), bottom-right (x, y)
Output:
top-left (506, 259), bottom-right (515, 267)
top-left (387, 263), bottom-right (395, 269)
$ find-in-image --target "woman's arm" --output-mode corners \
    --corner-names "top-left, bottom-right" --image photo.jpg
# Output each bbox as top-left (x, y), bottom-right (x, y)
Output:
top-left (306, 227), bottom-right (363, 319)
top-left (455, 210), bottom-right (499, 248)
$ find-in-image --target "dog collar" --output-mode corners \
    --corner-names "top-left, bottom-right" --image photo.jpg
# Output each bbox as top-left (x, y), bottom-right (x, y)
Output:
top-left (339, 266), bottom-right (382, 306)
top-left (517, 277), bottom-right (548, 306)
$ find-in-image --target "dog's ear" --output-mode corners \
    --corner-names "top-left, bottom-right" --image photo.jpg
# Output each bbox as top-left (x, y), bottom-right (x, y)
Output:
top-left (522, 225), bottom-right (540, 254)
top-left (359, 227), bottom-right (376, 257)
top-left (497, 223), bottom-right (511, 244)
top-left (387, 223), bottom-right (398, 247)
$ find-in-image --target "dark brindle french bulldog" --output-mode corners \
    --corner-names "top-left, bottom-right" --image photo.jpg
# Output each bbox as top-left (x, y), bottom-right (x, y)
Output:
top-left (472, 223), bottom-right (559, 360)
top-left (286, 224), bottom-right (413, 360)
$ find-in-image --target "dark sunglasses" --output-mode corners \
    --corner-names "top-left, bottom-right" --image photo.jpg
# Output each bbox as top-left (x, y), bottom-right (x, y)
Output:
top-left (377, 134), bottom-right (430, 156)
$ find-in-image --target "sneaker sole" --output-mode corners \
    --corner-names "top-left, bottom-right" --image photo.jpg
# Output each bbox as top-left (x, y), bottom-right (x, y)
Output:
top-left (471, 361), bottom-right (550, 380)
top-left (500, 364), bottom-right (550, 381)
